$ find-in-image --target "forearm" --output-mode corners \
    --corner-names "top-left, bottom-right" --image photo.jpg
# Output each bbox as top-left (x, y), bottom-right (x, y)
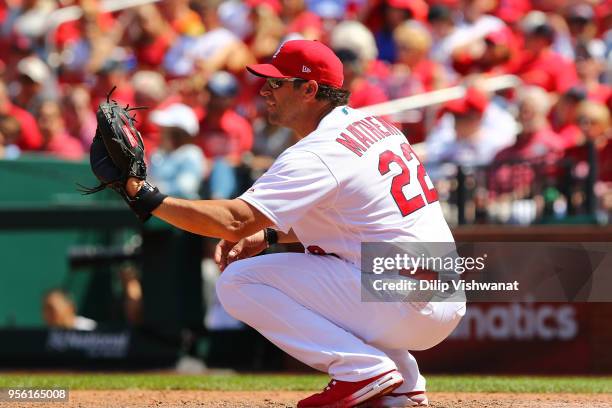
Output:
top-left (152, 197), bottom-right (270, 241)
top-left (126, 179), bottom-right (271, 241)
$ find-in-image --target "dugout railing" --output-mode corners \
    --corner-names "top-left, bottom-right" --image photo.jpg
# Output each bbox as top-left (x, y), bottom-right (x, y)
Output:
top-left (427, 144), bottom-right (602, 226)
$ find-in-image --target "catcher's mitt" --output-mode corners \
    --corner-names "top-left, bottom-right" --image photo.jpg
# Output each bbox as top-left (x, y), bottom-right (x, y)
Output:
top-left (80, 88), bottom-right (166, 221)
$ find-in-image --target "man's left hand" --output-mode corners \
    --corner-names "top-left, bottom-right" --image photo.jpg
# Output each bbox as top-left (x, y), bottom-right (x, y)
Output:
top-left (214, 230), bottom-right (268, 272)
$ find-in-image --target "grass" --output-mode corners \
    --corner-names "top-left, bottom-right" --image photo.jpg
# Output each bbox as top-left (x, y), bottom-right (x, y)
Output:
top-left (0, 374), bottom-right (611, 393)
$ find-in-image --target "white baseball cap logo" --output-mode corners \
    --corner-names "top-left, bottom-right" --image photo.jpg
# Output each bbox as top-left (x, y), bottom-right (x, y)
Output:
top-left (302, 65), bottom-right (312, 73)
top-left (272, 42), bottom-right (285, 59)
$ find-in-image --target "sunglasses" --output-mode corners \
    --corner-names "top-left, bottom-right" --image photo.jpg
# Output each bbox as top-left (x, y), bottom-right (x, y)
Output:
top-left (266, 78), bottom-right (302, 89)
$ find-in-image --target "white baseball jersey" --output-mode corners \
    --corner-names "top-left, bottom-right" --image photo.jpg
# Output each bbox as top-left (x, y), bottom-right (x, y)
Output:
top-left (240, 106), bottom-right (454, 266)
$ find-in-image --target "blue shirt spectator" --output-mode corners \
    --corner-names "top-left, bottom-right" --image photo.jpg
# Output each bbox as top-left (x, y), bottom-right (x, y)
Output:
top-left (149, 103), bottom-right (207, 199)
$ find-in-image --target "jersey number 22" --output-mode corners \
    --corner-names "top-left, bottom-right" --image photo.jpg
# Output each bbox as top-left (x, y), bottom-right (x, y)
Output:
top-left (378, 142), bottom-right (438, 217)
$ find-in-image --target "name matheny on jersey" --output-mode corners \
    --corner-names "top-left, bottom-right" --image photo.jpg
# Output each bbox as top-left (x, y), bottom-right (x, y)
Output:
top-left (336, 116), bottom-right (404, 157)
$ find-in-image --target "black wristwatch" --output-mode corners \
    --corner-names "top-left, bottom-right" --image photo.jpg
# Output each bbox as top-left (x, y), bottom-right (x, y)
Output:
top-left (264, 228), bottom-right (279, 247)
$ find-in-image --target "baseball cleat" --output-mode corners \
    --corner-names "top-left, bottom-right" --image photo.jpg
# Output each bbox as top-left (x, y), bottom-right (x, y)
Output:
top-left (369, 391), bottom-right (429, 407)
top-left (297, 369), bottom-right (404, 408)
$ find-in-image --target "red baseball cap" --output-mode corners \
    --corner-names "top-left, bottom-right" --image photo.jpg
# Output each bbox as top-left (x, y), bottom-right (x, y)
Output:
top-left (245, 0), bottom-right (282, 15)
top-left (247, 40), bottom-right (344, 88)
top-left (443, 88), bottom-right (488, 115)
top-left (386, 0), bottom-right (428, 21)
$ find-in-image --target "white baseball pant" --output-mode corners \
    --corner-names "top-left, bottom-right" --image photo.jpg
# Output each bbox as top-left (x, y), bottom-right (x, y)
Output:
top-left (216, 252), bottom-right (465, 391)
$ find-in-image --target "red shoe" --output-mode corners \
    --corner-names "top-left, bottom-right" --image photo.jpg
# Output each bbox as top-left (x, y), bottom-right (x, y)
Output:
top-left (297, 370), bottom-right (404, 408)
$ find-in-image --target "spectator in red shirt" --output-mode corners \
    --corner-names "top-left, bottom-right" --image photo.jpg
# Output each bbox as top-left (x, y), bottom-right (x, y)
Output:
top-left (37, 100), bottom-right (84, 161)
top-left (574, 41), bottom-right (612, 105)
top-left (512, 22), bottom-right (579, 94)
top-left (563, 101), bottom-right (612, 182)
top-left (334, 48), bottom-right (388, 109)
top-left (494, 0), bottom-right (530, 26)
top-left (54, 0), bottom-right (116, 50)
top-left (496, 86), bottom-right (564, 162)
top-left (61, 85), bottom-right (97, 151)
top-left (561, 101), bottom-right (611, 215)
top-left (2, 0), bottom-right (56, 66)
top-left (54, 1), bottom-right (119, 83)
top-left (198, 71), bottom-right (253, 163)
top-left (0, 79), bottom-right (42, 151)
top-left (126, 4), bottom-right (176, 70)
top-left (491, 86), bottom-right (564, 194)
top-left (549, 87), bottom-right (586, 149)
top-left (387, 22), bottom-right (446, 142)
top-left (429, 0), bottom-right (505, 73)
top-left (390, 22), bottom-right (445, 95)
top-left (91, 60), bottom-right (135, 111)
top-left (282, 0), bottom-right (323, 40)
top-left (330, 20), bottom-right (389, 81)
top-left (452, 26), bottom-right (515, 76)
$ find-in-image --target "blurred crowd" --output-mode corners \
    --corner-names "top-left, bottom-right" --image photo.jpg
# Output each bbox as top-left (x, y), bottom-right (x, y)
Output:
top-left (0, 0), bottom-right (610, 214)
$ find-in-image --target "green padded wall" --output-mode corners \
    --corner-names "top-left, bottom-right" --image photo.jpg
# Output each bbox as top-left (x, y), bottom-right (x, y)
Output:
top-left (0, 155), bottom-right (136, 327)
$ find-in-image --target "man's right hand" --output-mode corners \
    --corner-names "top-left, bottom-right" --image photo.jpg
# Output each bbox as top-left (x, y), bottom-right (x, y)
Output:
top-left (214, 230), bottom-right (268, 272)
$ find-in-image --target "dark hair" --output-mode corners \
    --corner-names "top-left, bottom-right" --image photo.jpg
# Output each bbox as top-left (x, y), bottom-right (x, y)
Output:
top-left (293, 80), bottom-right (351, 107)
top-left (529, 24), bottom-right (555, 44)
top-left (164, 126), bottom-right (194, 146)
top-left (335, 48), bottom-right (364, 75)
top-left (562, 86), bottom-right (587, 103)
top-left (428, 4), bottom-right (451, 23)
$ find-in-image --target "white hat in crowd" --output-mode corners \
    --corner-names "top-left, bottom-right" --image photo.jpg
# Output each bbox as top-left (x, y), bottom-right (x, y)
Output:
top-left (17, 56), bottom-right (50, 84)
top-left (150, 103), bottom-right (199, 137)
top-left (330, 21), bottom-right (378, 62)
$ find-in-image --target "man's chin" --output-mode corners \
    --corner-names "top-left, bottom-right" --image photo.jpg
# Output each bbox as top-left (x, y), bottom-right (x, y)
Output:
top-left (267, 113), bottom-right (280, 125)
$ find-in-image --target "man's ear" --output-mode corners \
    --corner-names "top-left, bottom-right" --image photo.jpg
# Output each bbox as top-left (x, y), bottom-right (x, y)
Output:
top-left (303, 80), bottom-right (318, 101)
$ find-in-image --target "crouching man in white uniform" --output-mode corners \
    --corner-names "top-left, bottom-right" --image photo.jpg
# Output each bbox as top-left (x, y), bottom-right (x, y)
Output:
top-left (126, 39), bottom-right (465, 407)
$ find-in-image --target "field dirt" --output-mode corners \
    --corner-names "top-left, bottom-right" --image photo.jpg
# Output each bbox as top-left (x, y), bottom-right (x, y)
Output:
top-left (5, 390), bottom-right (612, 407)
